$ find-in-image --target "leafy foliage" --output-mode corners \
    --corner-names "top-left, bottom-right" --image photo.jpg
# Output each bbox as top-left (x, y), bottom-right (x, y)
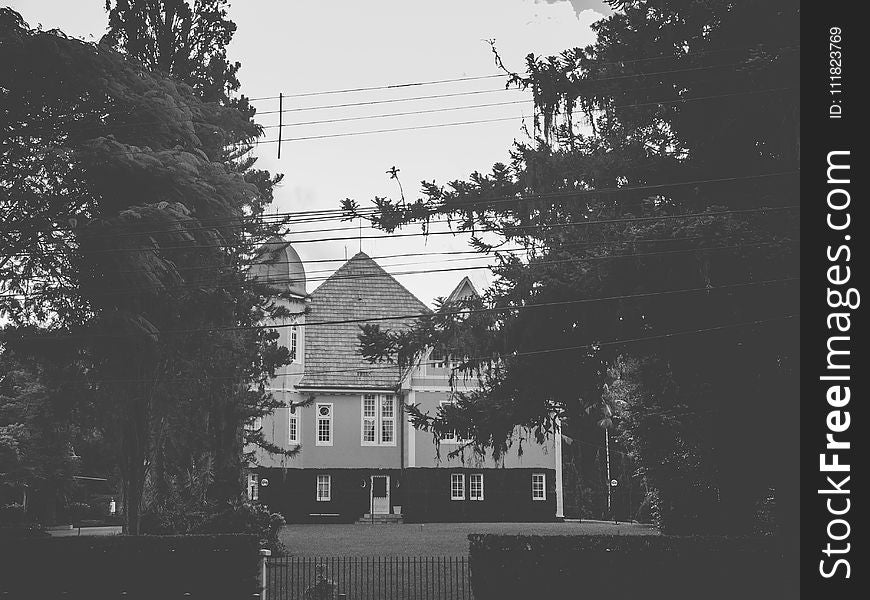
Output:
top-left (103, 0), bottom-right (242, 104)
top-left (1, 7), bottom-right (291, 533)
top-left (344, 0), bottom-right (799, 532)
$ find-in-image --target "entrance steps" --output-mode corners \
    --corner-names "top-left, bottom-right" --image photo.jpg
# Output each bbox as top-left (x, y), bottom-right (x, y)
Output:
top-left (355, 513), bottom-right (404, 524)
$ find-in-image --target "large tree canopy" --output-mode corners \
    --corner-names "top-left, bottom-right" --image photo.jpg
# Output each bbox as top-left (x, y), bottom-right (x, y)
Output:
top-left (345, 0), bottom-right (799, 534)
top-left (1, 7), bottom-right (291, 533)
top-left (102, 0), bottom-right (242, 103)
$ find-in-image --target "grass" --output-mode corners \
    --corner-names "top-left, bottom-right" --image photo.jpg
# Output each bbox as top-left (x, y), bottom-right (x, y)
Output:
top-left (270, 522), bottom-right (658, 599)
top-left (278, 520), bottom-right (658, 557)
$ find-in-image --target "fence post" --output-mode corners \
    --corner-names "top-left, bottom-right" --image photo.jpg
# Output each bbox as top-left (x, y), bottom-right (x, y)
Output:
top-left (259, 549), bottom-right (271, 600)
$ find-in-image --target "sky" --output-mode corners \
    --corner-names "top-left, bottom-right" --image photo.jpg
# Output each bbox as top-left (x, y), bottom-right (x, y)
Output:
top-left (9, 0), bottom-right (609, 305)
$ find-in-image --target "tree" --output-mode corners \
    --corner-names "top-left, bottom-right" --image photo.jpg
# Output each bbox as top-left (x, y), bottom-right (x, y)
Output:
top-left (102, 0), bottom-right (241, 103)
top-left (1, 8), bottom-right (292, 533)
top-left (343, 0), bottom-right (799, 534)
top-left (0, 331), bottom-right (91, 524)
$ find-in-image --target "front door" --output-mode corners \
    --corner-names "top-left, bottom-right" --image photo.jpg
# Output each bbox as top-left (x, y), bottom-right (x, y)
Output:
top-left (371, 475), bottom-right (390, 514)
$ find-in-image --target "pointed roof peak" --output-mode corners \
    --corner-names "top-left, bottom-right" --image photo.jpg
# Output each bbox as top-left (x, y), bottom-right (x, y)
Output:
top-left (446, 275), bottom-right (480, 303)
top-left (300, 252), bottom-right (429, 389)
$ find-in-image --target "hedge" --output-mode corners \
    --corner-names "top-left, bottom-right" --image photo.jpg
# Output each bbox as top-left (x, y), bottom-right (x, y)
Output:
top-left (0, 534), bottom-right (261, 599)
top-left (468, 534), bottom-right (796, 600)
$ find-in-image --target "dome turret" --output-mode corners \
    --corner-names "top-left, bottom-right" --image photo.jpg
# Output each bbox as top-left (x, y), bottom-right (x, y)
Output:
top-left (249, 236), bottom-right (306, 297)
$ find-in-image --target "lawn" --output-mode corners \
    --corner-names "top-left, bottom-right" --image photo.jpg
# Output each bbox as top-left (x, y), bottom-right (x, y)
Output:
top-left (279, 520), bottom-right (658, 557)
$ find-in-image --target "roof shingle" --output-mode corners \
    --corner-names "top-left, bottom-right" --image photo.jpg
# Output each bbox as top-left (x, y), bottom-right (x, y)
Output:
top-left (298, 252), bottom-right (429, 390)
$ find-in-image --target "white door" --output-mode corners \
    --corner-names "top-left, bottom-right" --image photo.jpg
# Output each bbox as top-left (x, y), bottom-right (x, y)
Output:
top-left (371, 475), bottom-right (390, 514)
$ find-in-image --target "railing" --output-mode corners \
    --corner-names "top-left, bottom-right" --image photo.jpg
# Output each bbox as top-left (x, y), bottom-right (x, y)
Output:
top-left (266, 556), bottom-right (473, 600)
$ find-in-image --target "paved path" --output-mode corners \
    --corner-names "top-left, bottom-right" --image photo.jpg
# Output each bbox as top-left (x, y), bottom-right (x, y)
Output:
top-left (46, 525), bottom-right (123, 537)
top-left (280, 520), bottom-right (658, 556)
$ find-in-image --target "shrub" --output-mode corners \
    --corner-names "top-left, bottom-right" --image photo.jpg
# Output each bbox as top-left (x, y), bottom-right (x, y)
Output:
top-left (0, 534), bottom-right (260, 599)
top-left (0, 502), bottom-right (25, 525)
top-left (194, 500), bottom-right (286, 555)
top-left (66, 501), bottom-right (93, 524)
top-left (468, 534), bottom-right (795, 600)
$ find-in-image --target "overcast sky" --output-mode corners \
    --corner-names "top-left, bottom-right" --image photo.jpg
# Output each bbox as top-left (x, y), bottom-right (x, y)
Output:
top-left (10, 0), bottom-right (608, 305)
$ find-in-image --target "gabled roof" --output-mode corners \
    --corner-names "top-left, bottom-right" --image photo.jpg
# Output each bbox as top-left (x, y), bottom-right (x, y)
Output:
top-left (445, 275), bottom-right (480, 304)
top-left (298, 252), bottom-right (429, 390)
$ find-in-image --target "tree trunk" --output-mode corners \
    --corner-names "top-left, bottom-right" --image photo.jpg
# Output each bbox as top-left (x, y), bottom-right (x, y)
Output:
top-left (121, 394), bottom-right (149, 535)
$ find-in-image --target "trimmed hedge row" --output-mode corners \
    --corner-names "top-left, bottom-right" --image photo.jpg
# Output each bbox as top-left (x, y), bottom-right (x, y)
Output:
top-left (468, 534), bottom-right (796, 600)
top-left (0, 534), bottom-right (261, 599)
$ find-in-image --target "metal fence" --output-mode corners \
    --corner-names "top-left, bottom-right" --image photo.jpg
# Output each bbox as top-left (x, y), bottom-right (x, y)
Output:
top-left (266, 556), bottom-right (473, 600)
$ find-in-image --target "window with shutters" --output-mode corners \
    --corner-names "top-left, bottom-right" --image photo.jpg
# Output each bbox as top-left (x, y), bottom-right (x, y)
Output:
top-left (360, 394), bottom-right (395, 446)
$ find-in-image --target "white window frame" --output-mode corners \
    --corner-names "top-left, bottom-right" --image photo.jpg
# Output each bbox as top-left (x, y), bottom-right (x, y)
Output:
top-left (532, 473), bottom-right (546, 501)
top-left (290, 324), bottom-right (298, 363)
top-left (469, 473), bottom-right (484, 501)
top-left (316, 403), bottom-right (333, 446)
top-left (245, 416), bottom-right (263, 433)
top-left (381, 394), bottom-right (395, 445)
top-left (316, 474), bottom-right (331, 502)
top-left (288, 404), bottom-right (299, 445)
top-left (450, 473), bottom-right (465, 500)
top-left (360, 394), bottom-right (396, 446)
top-left (361, 394), bottom-right (377, 444)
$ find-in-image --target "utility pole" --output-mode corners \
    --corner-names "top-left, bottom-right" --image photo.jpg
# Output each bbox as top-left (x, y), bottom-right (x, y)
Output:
top-left (277, 92), bottom-right (283, 159)
top-left (605, 426), bottom-right (612, 521)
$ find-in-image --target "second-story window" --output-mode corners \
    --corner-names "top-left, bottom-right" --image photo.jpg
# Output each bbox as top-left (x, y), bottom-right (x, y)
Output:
top-left (316, 403), bottom-right (333, 446)
top-left (362, 395), bottom-right (377, 443)
top-left (290, 325), bottom-right (298, 362)
top-left (245, 416), bottom-right (263, 433)
top-left (288, 404), bottom-right (299, 445)
top-left (381, 395), bottom-right (394, 444)
top-left (361, 394), bottom-right (395, 446)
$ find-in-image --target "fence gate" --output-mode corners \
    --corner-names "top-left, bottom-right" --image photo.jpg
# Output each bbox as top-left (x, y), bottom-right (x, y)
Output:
top-left (266, 556), bottom-right (473, 600)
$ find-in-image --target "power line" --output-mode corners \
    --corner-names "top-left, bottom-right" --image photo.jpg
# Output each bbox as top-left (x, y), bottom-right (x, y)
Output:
top-left (247, 87), bottom-right (795, 145)
top-left (9, 239), bottom-right (798, 301)
top-left (8, 51), bottom-right (799, 153)
top-left (240, 44), bottom-right (799, 104)
top-left (79, 233), bottom-right (745, 278)
top-left (3, 239), bottom-right (797, 302)
top-left (4, 204), bottom-right (798, 262)
top-left (5, 277), bottom-right (800, 332)
top-left (21, 314), bottom-right (798, 385)
top-left (8, 85), bottom-right (793, 169)
top-left (246, 74), bottom-right (509, 102)
top-left (258, 99), bottom-right (533, 129)
top-left (255, 88), bottom-right (525, 116)
top-left (8, 170), bottom-right (799, 243)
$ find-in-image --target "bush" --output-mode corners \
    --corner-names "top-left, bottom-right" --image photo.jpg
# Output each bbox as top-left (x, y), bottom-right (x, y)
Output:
top-left (193, 500), bottom-right (286, 555)
top-left (468, 534), bottom-right (795, 600)
top-left (0, 534), bottom-right (260, 599)
top-left (66, 501), bottom-right (93, 524)
top-left (0, 502), bottom-right (25, 525)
